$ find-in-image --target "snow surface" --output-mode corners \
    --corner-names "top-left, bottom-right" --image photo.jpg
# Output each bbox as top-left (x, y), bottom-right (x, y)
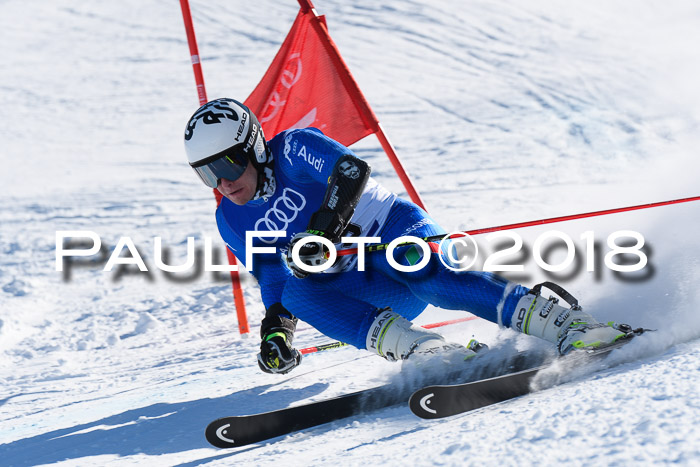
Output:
top-left (2, 0), bottom-right (700, 465)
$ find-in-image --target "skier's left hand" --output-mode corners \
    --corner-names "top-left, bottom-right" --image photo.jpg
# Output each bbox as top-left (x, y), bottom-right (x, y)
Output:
top-left (257, 332), bottom-right (302, 374)
top-left (285, 232), bottom-right (331, 279)
top-left (257, 303), bottom-right (301, 374)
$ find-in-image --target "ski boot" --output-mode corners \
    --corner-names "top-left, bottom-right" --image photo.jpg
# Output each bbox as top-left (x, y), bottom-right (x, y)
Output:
top-left (365, 308), bottom-right (483, 361)
top-left (511, 282), bottom-right (637, 355)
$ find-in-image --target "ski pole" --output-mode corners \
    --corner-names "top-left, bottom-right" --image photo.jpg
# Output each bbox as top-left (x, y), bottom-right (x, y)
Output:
top-left (299, 315), bottom-right (478, 355)
top-left (300, 341), bottom-right (349, 355)
top-left (336, 232), bottom-right (465, 256)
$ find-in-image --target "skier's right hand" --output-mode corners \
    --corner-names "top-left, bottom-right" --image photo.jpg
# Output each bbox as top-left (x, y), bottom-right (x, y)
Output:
top-left (285, 231), bottom-right (331, 279)
top-left (257, 331), bottom-right (302, 374)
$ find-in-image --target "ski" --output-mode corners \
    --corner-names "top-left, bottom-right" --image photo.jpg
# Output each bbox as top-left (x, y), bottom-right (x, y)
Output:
top-left (204, 347), bottom-right (545, 448)
top-left (206, 332), bottom-right (646, 448)
top-left (409, 333), bottom-right (646, 419)
top-left (205, 384), bottom-right (408, 448)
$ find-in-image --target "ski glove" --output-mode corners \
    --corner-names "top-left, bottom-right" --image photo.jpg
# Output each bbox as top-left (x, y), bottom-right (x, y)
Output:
top-left (285, 232), bottom-right (331, 279)
top-left (257, 304), bottom-right (302, 374)
top-left (258, 333), bottom-right (302, 374)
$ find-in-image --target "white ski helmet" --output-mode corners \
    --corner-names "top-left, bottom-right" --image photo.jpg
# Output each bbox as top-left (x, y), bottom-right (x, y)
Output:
top-left (184, 98), bottom-right (269, 188)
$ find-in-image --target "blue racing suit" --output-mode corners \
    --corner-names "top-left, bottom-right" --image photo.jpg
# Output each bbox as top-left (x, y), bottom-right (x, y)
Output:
top-left (216, 128), bottom-right (529, 349)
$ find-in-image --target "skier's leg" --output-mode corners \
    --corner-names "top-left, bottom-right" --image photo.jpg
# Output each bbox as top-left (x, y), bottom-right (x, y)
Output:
top-left (372, 199), bottom-right (636, 354)
top-left (369, 198), bottom-right (528, 326)
top-left (281, 274), bottom-right (378, 349)
top-left (281, 272), bottom-right (476, 361)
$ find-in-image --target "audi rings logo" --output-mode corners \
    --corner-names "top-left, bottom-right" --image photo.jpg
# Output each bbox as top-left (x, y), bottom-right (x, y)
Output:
top-left (254, 188), bottom-right (307, 243)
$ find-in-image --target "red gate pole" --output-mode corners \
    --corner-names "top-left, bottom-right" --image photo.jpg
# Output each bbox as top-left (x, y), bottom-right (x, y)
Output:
top-left (297, 0), bottom-right (428, 211)
top-left (180, 0), bottom-right (250, 336)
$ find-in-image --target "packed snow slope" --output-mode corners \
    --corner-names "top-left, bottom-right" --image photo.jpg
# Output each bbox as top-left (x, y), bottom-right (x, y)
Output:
top-left (2, 0), bottom-right (700, 465)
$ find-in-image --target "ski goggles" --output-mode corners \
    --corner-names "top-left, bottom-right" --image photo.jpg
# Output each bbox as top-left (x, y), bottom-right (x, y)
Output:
top-left (190, 148), bottom-right (249, 188)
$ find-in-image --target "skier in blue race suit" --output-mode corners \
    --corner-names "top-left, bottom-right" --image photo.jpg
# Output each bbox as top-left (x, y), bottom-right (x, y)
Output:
top-left (184, 98), bottom-right (635, 374)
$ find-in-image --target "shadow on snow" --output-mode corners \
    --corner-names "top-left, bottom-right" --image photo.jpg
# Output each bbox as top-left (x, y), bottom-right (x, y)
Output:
top-left (1, 382), bottom-right (329, 466)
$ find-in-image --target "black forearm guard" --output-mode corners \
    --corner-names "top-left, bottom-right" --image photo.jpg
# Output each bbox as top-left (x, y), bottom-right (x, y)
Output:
top-left (260, 303), bottom-right (298, 342)
top-left (307, 154), bottom-right (370, 242)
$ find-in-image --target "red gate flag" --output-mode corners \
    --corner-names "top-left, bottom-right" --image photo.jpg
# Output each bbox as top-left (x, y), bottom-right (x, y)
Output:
top-left (244, 10), bottom-right (375, 145)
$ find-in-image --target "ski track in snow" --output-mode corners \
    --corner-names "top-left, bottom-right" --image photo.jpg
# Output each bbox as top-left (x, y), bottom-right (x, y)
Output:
top-left (1, 0), bottom-right (700, 465)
